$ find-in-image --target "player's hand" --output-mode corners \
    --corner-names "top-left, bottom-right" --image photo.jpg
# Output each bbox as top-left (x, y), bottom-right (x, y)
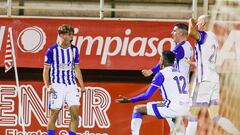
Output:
top-left (115, 95), bottom-right (131, 103)
top-left (142, 69), bottom-right (153, 77)
top-left (80, 87), bottom-right (86, 93)
top-left (184, 57), bottom-right (195, 66)
top-left (189, 18), bottom-right (197, 24)
top-left (45, 85), bottom-right (55, 93)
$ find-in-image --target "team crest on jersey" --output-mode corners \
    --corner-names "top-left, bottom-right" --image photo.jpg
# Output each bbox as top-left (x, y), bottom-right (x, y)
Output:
top-left (44, 56), bottom-right (48, 62)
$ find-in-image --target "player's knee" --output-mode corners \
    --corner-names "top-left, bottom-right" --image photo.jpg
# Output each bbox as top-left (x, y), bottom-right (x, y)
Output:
top-left (49, 109), bottom-right (60, 121)
top-left (189, 106), bottom-right (202, 117)
top-left (133, 104), bottom-right (146, 114)
top-left (71, 113), bottom-right (79, 123)
top-left (133, 105), bottom-right (141, 112)
top-left (208, 105), bottom-right (219, 119)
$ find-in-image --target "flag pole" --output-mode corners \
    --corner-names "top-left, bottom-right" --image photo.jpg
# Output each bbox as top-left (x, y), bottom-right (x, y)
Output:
top-left (9, 27), bottom-right (26, 134)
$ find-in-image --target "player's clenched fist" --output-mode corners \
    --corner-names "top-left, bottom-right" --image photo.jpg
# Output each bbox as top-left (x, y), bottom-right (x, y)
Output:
top-left (142, 69), bottom-right (153, 77)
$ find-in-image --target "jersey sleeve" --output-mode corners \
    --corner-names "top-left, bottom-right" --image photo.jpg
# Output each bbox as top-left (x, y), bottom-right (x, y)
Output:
top-left (130, 72), bottom-right (165, 103)
top-left (151, 63), bottom-right (161, 73)
top-left (130, 85), bottom-right (158, 103)
top-left (151, 72), bottom-right (165, 87)
top-left (173, 45), bottom-right (185, 60)
top-left (74, 47), bottom-right (80, 64)
top-left (44, 48), bottom-right (53, 65)
top-left (197, 31), bottom-right (207, 45)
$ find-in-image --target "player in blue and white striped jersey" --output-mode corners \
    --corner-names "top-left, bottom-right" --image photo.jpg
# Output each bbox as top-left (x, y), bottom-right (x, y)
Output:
top-left (116, 51), bottom-right (190, 135)
top-left (43, 24), bottom-right (85, 135)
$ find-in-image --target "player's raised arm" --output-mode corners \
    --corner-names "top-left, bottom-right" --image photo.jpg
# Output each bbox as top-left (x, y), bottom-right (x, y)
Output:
top-left (142, 63), bottom-right (160, 77)
top-left (188, 18), bottom-right (200, 40)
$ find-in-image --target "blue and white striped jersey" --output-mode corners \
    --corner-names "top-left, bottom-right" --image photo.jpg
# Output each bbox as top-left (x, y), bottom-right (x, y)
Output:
top-left (44, 43), bottom-right (79, 85)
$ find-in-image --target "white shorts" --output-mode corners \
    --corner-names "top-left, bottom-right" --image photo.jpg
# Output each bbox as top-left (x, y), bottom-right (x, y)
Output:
top-left (191, 81), bottom-right (219, 106)
top-left (49, 83), bottom-right (80, 110)
top-left (146, 101), bottom-right (189, 119)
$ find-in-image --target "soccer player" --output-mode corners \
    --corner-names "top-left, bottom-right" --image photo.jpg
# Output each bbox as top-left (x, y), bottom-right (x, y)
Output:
top-left (185, 15), bottom-right (240, 135)
top-left (116, 51), bottom-right (190, 135)
top-left (142, 23), bottom-right (193, 134)
top-left (142, 23), bottom-right (193, 83)
top-left (43, 24), bottom-right (85, 135)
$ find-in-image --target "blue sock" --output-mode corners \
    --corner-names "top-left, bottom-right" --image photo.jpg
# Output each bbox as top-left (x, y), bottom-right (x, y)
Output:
top-left (47, 130), bottom-right (55, 135)
top-left (68, 131), bottom-right (76, 135)
top-left (132, 112), bottom-right (142, 119)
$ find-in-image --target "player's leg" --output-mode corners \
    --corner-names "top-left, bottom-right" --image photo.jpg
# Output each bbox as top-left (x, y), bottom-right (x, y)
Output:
top-left (131, 104), bottom-right (147, 135)
top-left (185, 107), bottom-right (199, 135)
top-left (186, 83), bottom-right (200, 135)
top-left (146, 101), bottom-right (188, 135)
top-left (173, 116), bottom-right (186, 135)
top-left (195, 107), bottom-right (212, 135)
top-left (215, 116), bottom-right (240, 135)
top-left (47, 109), bottom-right (60, 135)
top-left (166, 118), bottom-right (177, 135)
top-left (47, 84), bottom-right (65, 135)
top-left (66, 85), bottom-right (80, 135)
top-left (69, 105), bottom-right (80, 134)
top-left (186, 82), bottom-right (212, 135)
top-left (208, 83), bottom-right (240, 135)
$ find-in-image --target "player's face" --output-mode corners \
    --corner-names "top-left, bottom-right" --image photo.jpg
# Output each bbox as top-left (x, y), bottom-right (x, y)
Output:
top-left (196, 17), bottom-right (205, 31)
top-left (171, 26), bottom-right (181, 43)
top-left (61, 32), bottom-right (74, 44)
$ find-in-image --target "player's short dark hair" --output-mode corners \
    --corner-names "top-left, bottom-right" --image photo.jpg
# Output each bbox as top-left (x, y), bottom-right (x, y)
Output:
top-left (162, 51), bottom-right (175, 65)
top-left (175, 23), bottom-right (188, 32)
top-left (58, 24), bottom-right (74, 35)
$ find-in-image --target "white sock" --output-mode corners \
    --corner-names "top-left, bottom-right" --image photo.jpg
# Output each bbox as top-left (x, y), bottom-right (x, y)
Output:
top-left (185, 121), bottom-right (197, 135)
top-left (216, 117), bottom-right (240, 135)
top-left (131, 118), bottom-right (142, 135)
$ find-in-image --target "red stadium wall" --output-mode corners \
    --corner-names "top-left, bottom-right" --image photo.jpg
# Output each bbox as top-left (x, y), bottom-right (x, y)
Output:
top-left (0, 18), bottom-right (240, 135)
top-left (0, 18), bottom-right (176, 70)
top-left (1, 18), bottom-right (239, 71)
top-left (0, 81), bottom-right (169, 135)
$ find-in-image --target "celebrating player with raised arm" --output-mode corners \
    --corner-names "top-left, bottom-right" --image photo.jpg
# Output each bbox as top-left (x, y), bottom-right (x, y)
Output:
top-left (185, 15), bottom-right (240, 135)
